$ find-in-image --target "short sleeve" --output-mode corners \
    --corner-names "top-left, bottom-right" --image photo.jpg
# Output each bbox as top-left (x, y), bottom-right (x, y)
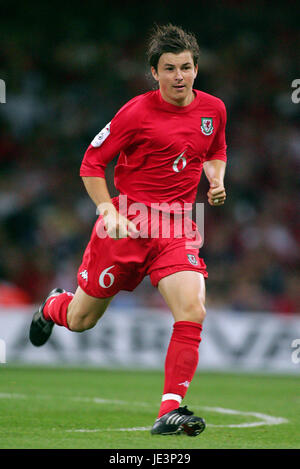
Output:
top-left (80, 98), bottom-right (140, 178)
top-left (204, 100), bottom-right (227, 162)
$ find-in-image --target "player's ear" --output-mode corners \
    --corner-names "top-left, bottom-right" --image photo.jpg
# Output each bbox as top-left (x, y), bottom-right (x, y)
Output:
top-left (193, 64), bottom-right (198, 79)
top-left (151, 66), bottom-right (159, 82)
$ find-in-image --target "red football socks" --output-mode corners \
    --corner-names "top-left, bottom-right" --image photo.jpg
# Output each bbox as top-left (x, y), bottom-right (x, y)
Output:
top-left (158, 320), bottom-right (202, 418)
top-left (43, 292), bottom-right (74, 330)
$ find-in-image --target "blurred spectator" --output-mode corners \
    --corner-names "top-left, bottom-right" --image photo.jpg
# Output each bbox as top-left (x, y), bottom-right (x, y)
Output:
top-left (0, 281), bottom-right (31, 306)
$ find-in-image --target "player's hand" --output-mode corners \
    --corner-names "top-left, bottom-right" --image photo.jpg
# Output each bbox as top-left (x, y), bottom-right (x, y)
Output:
top-left (99, 203), bottom-right (139, 239)
top-left (207, 178), bottom-right (226, 206)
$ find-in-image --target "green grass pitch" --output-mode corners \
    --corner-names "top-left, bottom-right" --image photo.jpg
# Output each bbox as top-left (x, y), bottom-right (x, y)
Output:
top-left (0, 366), bottom-right (299, 449)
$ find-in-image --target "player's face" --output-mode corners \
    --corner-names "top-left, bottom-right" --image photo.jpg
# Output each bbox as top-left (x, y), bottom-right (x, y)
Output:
top-left (151, 51), bottom-right (198, 107)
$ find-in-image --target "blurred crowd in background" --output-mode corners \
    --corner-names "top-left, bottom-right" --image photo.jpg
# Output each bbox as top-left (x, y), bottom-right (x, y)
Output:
top-left (0, 1), bottom-right (299, 314)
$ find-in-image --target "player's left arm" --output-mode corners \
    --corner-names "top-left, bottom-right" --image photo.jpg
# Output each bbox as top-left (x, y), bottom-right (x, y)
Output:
top-left (203, 159), bottom-right (226, 206)
top-left (203, 99), bottom-right (227, 206)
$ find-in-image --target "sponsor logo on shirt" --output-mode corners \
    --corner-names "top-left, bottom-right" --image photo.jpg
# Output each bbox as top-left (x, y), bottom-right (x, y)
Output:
top-left (201, 117), bottom-right (214, 136)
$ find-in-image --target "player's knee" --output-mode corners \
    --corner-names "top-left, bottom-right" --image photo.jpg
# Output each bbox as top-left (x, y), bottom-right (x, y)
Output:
top-left (67, 311), bottom-right (97, 332)
top-left (181, 299), bottom-right (206, 324)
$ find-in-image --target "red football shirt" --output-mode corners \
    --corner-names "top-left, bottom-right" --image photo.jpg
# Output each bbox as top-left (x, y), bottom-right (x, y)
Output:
top-left (80, 89), bottom-right (227, 211)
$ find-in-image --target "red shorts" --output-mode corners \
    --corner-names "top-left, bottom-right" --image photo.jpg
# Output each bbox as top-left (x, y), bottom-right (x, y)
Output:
top-left (77, 196), bottom-right (208, 298)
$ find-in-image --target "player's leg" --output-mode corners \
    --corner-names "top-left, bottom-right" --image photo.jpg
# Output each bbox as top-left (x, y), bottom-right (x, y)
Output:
top-left (158, 270), bottom-right (206, 323)
top-left (67, 286), bottom-right (113, 332)
top-left (151, 270), bottom-right (206, 436)
top-left (158, 271), bottom-right (206, 413)
top-left (29, 286), bottom-right (113, 346)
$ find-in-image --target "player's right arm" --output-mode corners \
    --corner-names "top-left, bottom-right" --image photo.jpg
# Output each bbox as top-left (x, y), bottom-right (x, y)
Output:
top-left (80, 98), bottom-right (141, 239)
top-left (82, 176), bottom-right (138, 239)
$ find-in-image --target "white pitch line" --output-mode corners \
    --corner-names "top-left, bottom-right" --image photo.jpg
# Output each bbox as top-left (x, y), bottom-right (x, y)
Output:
top-left (63, 399), bottom-right (288, 431)
top-left (0, 393), bottom-right (27, 399)
top-left (0, 392), bottom-right (288, 430)
top-left (72, 397), bottom-right (129, 405)
top-left (65, 427), bottom-right (152, 433)
top-left (71, 397), bottom-right (151, 407)
top-left (69, 397), bottom-right (289, 428)
top-left (196, 406), bottom-right (288, 428)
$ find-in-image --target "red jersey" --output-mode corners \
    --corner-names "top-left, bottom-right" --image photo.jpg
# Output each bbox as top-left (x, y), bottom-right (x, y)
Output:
top-left (80, 89), bottom-right (227, 211)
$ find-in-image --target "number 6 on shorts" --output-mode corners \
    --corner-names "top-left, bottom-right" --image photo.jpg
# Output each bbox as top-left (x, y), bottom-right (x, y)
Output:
top-left (99, 265), bottom-right (115, 289)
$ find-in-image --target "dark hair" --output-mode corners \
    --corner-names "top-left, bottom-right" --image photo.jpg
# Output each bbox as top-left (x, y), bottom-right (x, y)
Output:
top-left (147, 23), bottom-right (200, 71)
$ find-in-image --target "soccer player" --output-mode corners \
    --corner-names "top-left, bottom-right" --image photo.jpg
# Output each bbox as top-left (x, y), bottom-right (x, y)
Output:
top-left (30, 24), bottom-right (227, 436)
